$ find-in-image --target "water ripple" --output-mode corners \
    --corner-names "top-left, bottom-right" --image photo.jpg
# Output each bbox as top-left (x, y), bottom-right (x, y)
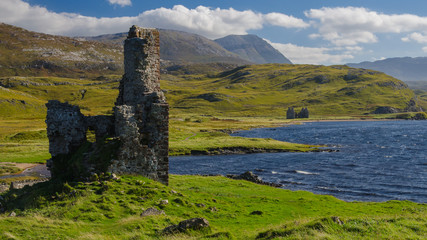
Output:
top-left (170, 120), bottom-right (427, 203)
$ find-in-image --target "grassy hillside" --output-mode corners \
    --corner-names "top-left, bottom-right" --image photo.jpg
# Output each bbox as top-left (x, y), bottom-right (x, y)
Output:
top-left (0, 23), bottom-right (123, 78)
top-left (164, 64), bottom-right (418, 117)
top-left (0, 175), bottom-right (425, 239)
top-left (0, 63), bottom-right (424, 163)
top-left (1, 64), bottom-right (419, 119)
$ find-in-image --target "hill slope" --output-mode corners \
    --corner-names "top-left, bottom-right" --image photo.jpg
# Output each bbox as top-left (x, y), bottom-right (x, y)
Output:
top-left (0, 175), bottom-right (425, 239)
top-left (163, 64), bottom-right (420, 116)
top-left (0, 23), bottom-right (250, 78)
top-left (0, 23), bottom-right (123, 78)
top-left (0, 64), bottom-right (421, 120)
top-left (215, 34), bottom-right (292, 64)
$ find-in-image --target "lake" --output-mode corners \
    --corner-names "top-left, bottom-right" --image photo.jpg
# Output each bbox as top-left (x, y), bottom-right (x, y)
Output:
top-left (170, 120), bottom-right (427, 203)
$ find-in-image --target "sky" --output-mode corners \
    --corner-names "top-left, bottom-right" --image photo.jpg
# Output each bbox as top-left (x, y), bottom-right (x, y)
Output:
top-left (2, 0), bottom-right (427, 65)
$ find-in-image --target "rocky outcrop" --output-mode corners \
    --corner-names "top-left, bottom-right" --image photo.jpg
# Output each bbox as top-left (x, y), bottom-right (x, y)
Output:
top-left (0, 179), bottom-right (48, 193)
top-left (405, 99), bottom-right (423, 112)
top-left (373, 106), bottom-right (400, 114)
top-left (227, 171), bottom-right (282, 187)
top-left (140, 207), bottom-right (165, 217)
top-left (162, 218), bottom-right (210, 235)
top-left (413, 112), bottom-right (427, 120)
top-left (45, 26), bottom-right (169, 185)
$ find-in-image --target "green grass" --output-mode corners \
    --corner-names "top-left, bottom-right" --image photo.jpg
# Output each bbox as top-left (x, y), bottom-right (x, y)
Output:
top-left (162, 64), bottom-right (417, 117)
top-left (0, 64), bottom-right (420, 119)
top-left (169, 130), bottom-right (316, 155)
top-left (257, 216), bottom-right (427, 239)
top-left (0, 128), bottom-right (49, 163)
top-left (0, 116), bottom-right (321, 163)
top-left (0, 164), bottom-right (20, 176)
top-left (0, 64), bottom-right (423, 162)
top-left (0, 175), bottom-right (425, 239)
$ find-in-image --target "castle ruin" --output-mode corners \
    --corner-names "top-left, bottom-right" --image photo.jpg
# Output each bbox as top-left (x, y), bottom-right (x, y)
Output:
top-left (45, 26), bottom-right (169, 184)
top-left (286, 107), bottom-right (309, 119)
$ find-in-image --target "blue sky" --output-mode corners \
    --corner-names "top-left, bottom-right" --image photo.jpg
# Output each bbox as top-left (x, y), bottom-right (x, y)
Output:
top-left (2, 0), bottom-right (427, 65)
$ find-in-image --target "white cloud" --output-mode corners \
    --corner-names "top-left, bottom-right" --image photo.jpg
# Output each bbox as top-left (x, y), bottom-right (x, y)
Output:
top-left (138, 5), bottom-right (265, 38)
top-left (0, 0), bottom-right (136, 36)
top-left (108, 0), bottom-right (132, 7)
top-left (402, 32), bottom-right (427, 44)
top-left (0, 0), bottom-right (307, 38)
top-left (306, 7), bottom-right (427, 46)
top-left (422, 47), bottom-right (427, 53)
top-left (266, 40), bottom-right (354, 65)
top-left (264, 12), bottom-right (309, 28)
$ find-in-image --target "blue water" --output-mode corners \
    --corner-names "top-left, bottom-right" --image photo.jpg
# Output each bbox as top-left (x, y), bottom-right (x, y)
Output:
top-left (170, 121), bottom-right (427, 203)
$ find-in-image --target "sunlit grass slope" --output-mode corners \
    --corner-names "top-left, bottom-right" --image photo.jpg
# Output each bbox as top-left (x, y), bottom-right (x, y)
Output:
top-left (0, 64), bottom-right (421, 162)
top-left (163, 64), bottom-right (416, 117)
top-left (0, 175), bottom-right (425, 239)
top-left (0, 64), bottom-right (417, 119)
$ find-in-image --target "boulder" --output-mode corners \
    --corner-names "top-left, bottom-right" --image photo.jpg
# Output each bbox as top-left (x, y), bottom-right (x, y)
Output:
top-left (162, 218), bottom-right (210, 235)
top-left (250, 210), bottom-right (263, 215)
top-left (227, 171), bottom-right (282, 187)
top-left (140, 207), bottom-right (165, 217)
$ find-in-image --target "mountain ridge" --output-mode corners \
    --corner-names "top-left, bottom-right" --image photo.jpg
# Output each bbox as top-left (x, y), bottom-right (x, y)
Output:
top-left (214, 34), bottom-right (292, 64)
top-left (347, 57), bottom-right (427, 84)
top-left (82, 29), bottom-right (252, 65)
top-left (0, 23), bottom-right (292, 78)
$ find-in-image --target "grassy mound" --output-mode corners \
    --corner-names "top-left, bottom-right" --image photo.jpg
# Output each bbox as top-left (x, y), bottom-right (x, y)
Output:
top-left (0, 175), bottom-right (425, 239)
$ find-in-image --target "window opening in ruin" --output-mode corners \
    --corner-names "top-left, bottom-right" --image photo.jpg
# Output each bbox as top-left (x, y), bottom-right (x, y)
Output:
top-left (86, 128), bottom-right (96, 143)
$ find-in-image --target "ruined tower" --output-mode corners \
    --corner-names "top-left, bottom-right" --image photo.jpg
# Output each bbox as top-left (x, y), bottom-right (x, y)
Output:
top-left (45, 26), bottom-right (169, 184)
top-left (111, 26), bottom-right (169, 184)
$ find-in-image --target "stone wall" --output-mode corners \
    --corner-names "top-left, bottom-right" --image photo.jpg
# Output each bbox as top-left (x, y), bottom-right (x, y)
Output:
top-left (111, 27), bottom-right (169, 185)
top-left (45, 26), bottom-right (169, 185)
top-left (287, 107), bottom-right (309, 119)
top-left (45, 100), bottom-right (87, 158)
top-left (0, 179), bottom-right (48, 193)
top-left (286, 107), bottom-right (295, 119)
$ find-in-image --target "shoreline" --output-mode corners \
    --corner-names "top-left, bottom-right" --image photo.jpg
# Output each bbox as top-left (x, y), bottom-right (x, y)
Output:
top-left (186, 146), bottom-right (337, 156)
top-left (292, 118), bottom-right (402, 123)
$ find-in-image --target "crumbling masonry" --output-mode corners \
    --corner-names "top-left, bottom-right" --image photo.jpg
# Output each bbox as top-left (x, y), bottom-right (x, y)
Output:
top-left (45, 26), bottom-right (169, 184)
top-left (286, 107), bottom-right (309, 119)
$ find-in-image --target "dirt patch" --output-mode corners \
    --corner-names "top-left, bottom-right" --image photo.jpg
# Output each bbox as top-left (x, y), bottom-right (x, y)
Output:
top-left (0, 162), bottom-right (38, 172)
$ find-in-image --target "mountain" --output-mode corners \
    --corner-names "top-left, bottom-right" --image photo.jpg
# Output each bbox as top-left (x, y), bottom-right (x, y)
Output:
top-left (83, 29), bottom-right (251, 65)
top-left (0, 23), bottom-right (249, 78)
top-left (0, 23), bottom-right (292, 78)
top-left (214, 34), bottom-right (292, 64)
top-left (347, 57), bottom-right (427, 84)
top-left (0, 23), bottom-right (123, 78)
